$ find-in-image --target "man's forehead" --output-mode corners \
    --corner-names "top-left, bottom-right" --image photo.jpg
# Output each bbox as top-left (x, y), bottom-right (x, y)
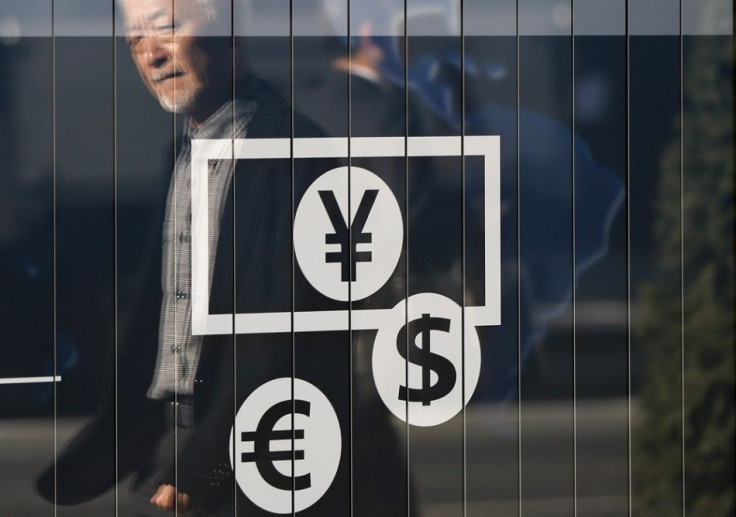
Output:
top-left (121, 0), bottom-right (173, 21)
top-left (120, 0), bottom-right (212, 27)
top-left (120, 0), bottom-right (233, 36)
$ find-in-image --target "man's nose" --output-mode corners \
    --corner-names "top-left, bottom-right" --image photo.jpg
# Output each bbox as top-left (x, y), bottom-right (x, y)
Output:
top-left (138, 37), bottom-right (168, 68)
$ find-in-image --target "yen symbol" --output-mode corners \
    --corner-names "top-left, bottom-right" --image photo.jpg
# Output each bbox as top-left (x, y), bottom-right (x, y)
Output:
top-left (319, 189), bottom-right (378, 282)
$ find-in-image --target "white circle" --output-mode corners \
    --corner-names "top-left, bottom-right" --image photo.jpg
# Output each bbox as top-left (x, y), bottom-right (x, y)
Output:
top-left (372, 293), bottom-right (481, 427)
top-left (229, 378), bottom-right (342, 514)
top-left (294, 166), bottom-right (403, 301)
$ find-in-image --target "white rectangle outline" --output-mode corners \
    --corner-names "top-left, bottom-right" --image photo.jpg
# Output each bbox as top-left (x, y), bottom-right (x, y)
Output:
top-left (191, 136), bottom-right (500, 335)
top-left (0, 376), bottom-right (62, 385)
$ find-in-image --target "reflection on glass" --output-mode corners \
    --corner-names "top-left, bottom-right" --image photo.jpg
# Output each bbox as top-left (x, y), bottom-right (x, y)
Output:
top-left (0, 0), bottom-right (730, 515)
top-left (634, 34), bottom-right (734, 515)
top-left (0, 2), bottom-right (55, 515)
top-left (573, 32), bottom-right (628, 514)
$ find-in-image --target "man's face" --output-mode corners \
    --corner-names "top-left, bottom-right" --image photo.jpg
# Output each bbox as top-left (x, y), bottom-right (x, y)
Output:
top-left (122, 0), bottom-right (227, 118)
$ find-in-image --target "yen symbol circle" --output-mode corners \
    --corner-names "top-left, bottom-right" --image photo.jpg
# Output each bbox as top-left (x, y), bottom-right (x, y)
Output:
top-left (294, 166), bottom-right (403, 301)
top-left (230, 378), bottom-right (341, 514)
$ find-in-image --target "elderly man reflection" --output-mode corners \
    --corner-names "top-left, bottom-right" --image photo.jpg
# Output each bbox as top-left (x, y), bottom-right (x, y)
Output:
top-left (124, 0), bottom-right (243, 512)
top-left (38, 0), bottom-right (410, 514)
top-left (124, 0), bottom-right (232, 122)
top-left (36, 0), bottom-right (320, 515)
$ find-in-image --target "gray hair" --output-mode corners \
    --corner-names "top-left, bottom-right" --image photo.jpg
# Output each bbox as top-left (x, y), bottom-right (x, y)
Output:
top-left (115, 0), bottom-right (244, 24)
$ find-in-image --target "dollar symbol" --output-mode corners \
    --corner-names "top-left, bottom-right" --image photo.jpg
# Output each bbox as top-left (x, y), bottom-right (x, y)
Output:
top-left (240, 399), bottom-right (311, 491)
top-left (397, 313), bottom-right (457, 406)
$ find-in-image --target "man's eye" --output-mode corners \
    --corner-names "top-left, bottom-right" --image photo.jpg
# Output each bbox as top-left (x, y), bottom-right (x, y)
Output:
top-left (154, 22), bottom-right (179, 34)
top-left (127, 36), bottom-right (142, 48)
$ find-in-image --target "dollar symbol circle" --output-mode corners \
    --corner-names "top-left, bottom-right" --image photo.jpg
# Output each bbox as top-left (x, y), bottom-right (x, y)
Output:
top-left (372, 293), bottom-right (482, 427)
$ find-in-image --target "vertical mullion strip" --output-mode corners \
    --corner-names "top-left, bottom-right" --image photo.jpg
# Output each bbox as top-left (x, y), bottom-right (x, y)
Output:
top-left (52, 0), bottom-right (57, 514)
top-left (625, 0), bottom-right (632, 514)
top-left (571, 2), bottom-right (577, 516)
top-left (172, 1), bottom-right (179, 514)
top-left (347, 0), bottom-right (354, 515)
top-left (231, 0), bottom-right (237, 515)
top-left (516, 0), bottom-right (521, 514)
top-left (460, 0), bottom-right (467, 515)
top-left (113, 0), bottom-right (120, 514)
top-left (405, 1), bottom-right (410, 515)
top-left (679, 0), bottom-right (685, 514)
top-left (289, 0), bottom-right (295, 514)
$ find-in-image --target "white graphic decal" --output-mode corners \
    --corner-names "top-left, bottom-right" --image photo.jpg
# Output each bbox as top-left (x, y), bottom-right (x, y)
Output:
top-left (372, 293), bottom-right (481, 427)
top-left (0, 376), bottom-right (62, 385)
top-left (293, 166), bottom-right (403, 302)
top-left (190, 136), bottom-right (500, 336)
top-left (230, 378), bottom-right (341, 514)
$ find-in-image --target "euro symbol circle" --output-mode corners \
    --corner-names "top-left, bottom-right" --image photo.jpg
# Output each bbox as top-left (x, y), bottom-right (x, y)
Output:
top-left (231, 378), bottom-right (342, 514)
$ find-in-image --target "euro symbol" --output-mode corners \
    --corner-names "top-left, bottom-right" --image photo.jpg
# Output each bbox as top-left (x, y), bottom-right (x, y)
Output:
top-left (397, 313), bottom-right (456, 406)
top-left (240, 399), bottom-right (311, 491)
top-left (319, 188), bottom-right (378, 282)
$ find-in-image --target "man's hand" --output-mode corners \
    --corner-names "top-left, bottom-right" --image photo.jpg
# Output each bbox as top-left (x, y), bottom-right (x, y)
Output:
top-left (150, 484), bottom-right (192, 512)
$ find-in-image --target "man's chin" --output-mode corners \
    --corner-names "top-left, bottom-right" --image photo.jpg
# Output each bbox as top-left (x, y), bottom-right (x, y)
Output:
top-left (157, 95), bottom-right (196, 115)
